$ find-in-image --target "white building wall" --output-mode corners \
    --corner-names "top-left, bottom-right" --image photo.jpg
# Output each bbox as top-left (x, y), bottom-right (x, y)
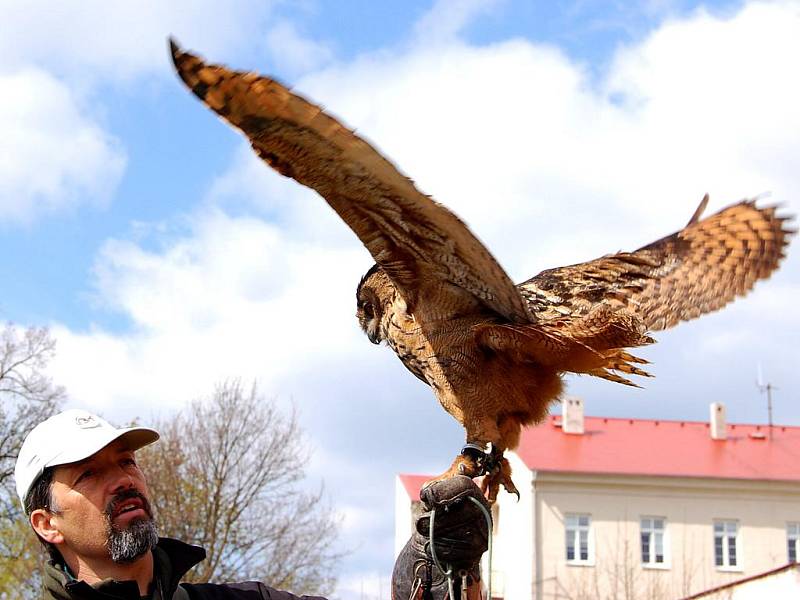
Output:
top-left (394, 465), bottom-right (800, 599)
top-left (492, 452), bottom-right (535, 600)
top-left (394, 476), bottom-right (415, 558)
top-left (531, 474), bottom-right (800, 600)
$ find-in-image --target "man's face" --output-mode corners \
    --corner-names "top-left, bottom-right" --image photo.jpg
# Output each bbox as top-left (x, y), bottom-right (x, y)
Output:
top-left (45, 439), bottom-right (157, 564)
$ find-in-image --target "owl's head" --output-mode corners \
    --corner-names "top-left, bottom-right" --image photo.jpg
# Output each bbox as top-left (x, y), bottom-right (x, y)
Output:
top-left (356, 263), bottom-right (390, 344)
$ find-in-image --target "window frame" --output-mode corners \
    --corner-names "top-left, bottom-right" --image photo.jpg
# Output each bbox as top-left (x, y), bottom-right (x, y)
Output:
top-left (640, 516), bottom-right (670, 569)
top-left (787, 522), bottom-right (800, 564)
top-left (565, 513), bottom-right (594, 566)
top-left (713, 519), bottom-right (742, 572)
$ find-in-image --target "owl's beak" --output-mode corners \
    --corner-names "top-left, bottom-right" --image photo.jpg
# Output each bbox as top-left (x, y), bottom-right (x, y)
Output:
top-left (367, 329), bottom-right (381, 345)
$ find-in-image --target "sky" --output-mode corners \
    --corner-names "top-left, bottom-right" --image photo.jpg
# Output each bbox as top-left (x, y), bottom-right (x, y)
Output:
top-left (2, 0), bottom-right (799, 597)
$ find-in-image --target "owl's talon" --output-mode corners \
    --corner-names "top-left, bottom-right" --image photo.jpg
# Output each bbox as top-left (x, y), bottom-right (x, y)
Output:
top-left (426, 446), bottom-right (520, 504)
top-left (480, 449), bottom-right (519, 504)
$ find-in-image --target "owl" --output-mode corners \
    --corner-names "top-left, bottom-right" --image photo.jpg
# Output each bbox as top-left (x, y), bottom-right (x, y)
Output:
top-left (171, 41), bottom-right (793, 502)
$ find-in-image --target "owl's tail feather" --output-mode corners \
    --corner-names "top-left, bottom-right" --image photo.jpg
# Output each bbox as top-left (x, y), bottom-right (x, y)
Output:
top-left (601, 349), bottom-right (652, 376)
top-left (585, 368), bottom-right (641, 387)
top-left (586, 349), bottom-right (653, 387)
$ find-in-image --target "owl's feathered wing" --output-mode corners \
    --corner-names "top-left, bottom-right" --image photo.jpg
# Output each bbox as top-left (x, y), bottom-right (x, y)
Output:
top-left (520, 196), bottom-right (792, 330)
top-left (170, 40), bottom-right (530, 324)
top-left (479, 197), bottom-right (793, 385)
top-left (171, 41), bottom-right (794, 388)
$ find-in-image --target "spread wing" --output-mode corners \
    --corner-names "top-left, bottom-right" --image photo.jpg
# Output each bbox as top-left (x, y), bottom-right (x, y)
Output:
top-left (170, 40), bottom-right (530, 323)
top-left (518, 196), bottom-right (794, 331)
top-left (477, 197), bottom-right (792, 387)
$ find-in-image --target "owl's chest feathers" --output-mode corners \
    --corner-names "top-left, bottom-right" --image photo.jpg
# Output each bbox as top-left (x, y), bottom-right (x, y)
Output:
top-left (380, 304), bottom-right (442, 383)
top-left (379, 297), bottom-right (562, 421)
top-left (379, 298), bottom-right (486, 392)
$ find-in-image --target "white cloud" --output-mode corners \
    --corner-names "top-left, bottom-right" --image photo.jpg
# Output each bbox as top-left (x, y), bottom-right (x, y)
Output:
top-left (0, 68), bottom-right (126, 223)
top-left (0, 0), bottom-right (276, 84)
top-left (413, 0), bottom-right (505, 44)
top-left (50, 208), bottom-right (370, 417)
top-left (264, 20), bottom-right (334, 76)
top-left (0, 0), bottom-right (285, 224)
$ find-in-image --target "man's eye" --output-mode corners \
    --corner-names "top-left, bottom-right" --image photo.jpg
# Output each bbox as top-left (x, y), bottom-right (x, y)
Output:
top-left (122, 458), bottom-right (137, 467)
top-left (76, 470), bottom-right (94, 483)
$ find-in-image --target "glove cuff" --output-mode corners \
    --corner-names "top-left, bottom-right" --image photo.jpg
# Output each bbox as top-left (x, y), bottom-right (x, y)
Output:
top-left (392, 537), bottom-right (482, 600)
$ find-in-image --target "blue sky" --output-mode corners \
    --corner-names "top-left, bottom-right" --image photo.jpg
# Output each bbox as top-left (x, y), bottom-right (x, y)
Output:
top-left (2, 1), bottom-right (798, 597)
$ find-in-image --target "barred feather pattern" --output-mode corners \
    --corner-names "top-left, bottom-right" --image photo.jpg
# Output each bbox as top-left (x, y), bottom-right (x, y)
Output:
top-left (519, 198), bottom-right (794, 331)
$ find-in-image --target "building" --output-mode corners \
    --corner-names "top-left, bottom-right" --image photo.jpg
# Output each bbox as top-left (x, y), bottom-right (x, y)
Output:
top-left (396, 400), bottom-right (800, 599)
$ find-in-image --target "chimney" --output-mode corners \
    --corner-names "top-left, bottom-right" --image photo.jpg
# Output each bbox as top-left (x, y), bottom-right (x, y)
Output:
top-left (562, 397), bottom-right (584, 435)
top-left (710, 402), bottom-right (727, 440)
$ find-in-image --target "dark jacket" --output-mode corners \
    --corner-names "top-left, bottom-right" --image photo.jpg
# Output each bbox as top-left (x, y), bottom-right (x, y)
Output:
top-left (43, 538), bottom-right (327, 600)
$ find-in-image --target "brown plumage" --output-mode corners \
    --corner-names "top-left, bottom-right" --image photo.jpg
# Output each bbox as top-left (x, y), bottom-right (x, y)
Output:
top-left (170, 41), bottom-right (794, 502)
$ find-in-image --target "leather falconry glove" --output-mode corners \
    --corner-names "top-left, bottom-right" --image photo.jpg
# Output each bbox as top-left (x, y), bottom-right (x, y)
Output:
top-left (392, 476), bottom-right (490, 600)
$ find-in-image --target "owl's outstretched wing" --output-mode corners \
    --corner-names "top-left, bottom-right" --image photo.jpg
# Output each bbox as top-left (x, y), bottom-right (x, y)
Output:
top-left (170, 41), bottom-right (530, 323)
top-left (518, 197), bottom-right (794, 330)
top-left (477, 198), bottom-right (792, 386)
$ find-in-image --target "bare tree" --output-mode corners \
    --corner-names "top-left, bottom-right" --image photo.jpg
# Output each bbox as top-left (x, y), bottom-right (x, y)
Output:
top-left (0, 325), bottom-right (65, 490)
top-left (0, 324), bottom-right (65, 599)
top-left (560, 526), bottom-right (703, 600)
top-left (139, 380), bottom-right (342, 596)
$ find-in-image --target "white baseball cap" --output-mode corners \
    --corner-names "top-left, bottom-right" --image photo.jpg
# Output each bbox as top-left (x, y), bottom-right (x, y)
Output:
top-left (15, 409), bottom-right (159, 508)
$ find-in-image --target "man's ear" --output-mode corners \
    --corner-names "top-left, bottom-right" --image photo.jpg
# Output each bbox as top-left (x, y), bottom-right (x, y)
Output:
top-left (30, 509), bottom-right (65, 545)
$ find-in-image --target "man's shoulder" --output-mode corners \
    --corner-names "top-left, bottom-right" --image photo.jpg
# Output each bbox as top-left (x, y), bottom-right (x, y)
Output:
top-left (181, 581), bottom-right (327, 600)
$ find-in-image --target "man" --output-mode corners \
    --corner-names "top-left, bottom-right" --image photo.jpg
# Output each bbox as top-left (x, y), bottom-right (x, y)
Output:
top-left (16, 409), bottom-right (489, 600)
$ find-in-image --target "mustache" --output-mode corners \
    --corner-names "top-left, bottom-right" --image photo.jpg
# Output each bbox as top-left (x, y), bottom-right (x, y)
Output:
top-left (104, 488), bottom-right (153, 521)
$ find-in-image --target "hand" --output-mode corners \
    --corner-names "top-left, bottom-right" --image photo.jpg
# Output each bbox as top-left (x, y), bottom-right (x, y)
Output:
top-left (392, 476), bottom-right (490, 600)
top-left (417, 475), bottom-right (491, 571)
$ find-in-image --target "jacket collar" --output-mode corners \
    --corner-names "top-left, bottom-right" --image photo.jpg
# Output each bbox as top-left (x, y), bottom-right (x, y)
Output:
top-left (43, 538), bottom-right (206, 600)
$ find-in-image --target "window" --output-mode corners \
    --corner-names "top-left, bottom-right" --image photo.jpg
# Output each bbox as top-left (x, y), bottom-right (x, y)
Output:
top-left (565, 514), bottom-right (592, 564)
top-left (714, 520), bottom-right (739, 569)
top-left (788, 523), bottom-right (800, 563)
top-left (641, 517), bottom-right (666, 566)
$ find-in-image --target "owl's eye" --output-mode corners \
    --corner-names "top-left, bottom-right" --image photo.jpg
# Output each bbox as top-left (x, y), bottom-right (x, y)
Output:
top-left (362, 301), bottom-right (375, 318)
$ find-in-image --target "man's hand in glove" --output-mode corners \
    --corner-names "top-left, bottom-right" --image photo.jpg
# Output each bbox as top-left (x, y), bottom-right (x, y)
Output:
top-left (392, 476), bottom-right (490, 600)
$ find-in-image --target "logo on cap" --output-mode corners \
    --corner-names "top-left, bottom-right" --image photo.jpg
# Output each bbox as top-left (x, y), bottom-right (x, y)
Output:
top-left (75, 415), bottom-right (100, 429)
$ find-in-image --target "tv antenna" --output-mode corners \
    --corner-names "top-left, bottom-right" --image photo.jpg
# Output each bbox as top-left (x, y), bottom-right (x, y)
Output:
top-left (756, 363), bottom-right (777, 436)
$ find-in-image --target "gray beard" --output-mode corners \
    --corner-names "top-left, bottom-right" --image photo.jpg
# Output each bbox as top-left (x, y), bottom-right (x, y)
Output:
top-left (107, 517), bottom-right (159, 564)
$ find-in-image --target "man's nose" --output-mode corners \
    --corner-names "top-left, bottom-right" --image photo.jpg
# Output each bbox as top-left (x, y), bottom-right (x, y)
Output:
top-left (110, 465), bottom-right (137, 491)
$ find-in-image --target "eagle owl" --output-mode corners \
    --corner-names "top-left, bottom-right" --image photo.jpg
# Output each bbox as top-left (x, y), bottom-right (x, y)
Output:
top-left (171, 41), bottom-right (793, 502)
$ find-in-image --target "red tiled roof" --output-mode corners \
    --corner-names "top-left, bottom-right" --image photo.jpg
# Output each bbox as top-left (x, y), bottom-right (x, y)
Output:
top-left (398, 473), bottom-right (429, 502)
top-left (516, 415), bottom-right (800, 481)
top-left (397, 416), bottom-right (800, 498)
